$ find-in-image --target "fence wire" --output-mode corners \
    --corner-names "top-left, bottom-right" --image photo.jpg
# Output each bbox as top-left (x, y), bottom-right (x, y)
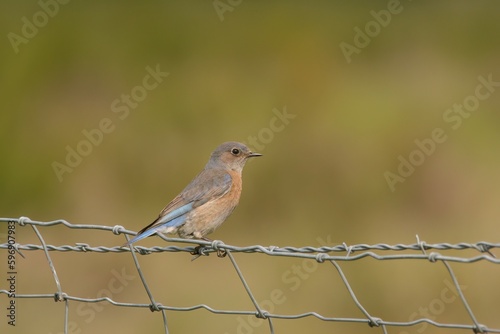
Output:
top-left (1, 217), bottom-right (499, 334)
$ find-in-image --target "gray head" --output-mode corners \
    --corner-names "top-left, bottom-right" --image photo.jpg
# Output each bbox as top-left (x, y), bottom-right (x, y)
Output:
top-left (206, 141), bottom-right (262, 172)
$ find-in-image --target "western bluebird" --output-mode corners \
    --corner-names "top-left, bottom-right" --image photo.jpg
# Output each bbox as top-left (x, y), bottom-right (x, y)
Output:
top-left (125, 141), bottom-right (262, 251)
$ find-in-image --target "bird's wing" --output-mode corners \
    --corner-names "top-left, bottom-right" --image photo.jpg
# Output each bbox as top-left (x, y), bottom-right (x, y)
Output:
top-left (171, 168), bottom-right (233, 209)
top-left (126, 170), bottom-right (232, 245)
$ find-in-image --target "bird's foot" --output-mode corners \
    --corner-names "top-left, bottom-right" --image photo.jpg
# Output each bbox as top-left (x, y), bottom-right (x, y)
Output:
top-left (204, 238), bottom-right (226, 258)
top-left (190, 241), bottom-right (227, 260)
top-left (216, 249), bottom-right (227, 258)
top-left (191, 244), bottom-right (209, 255)
top-left (191, 245), bottom-right (210, 261)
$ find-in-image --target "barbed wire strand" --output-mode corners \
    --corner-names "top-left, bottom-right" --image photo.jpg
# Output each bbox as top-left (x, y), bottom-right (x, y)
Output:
top-left (2, 217), bottom-right (500, 256)
top-left (1, 217), bottom-right (500, 334)
top-left (3, 242), bottom-right (500, 264)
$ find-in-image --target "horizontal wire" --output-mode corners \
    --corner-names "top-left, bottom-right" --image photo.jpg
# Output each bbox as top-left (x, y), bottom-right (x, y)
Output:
top-left (1, 217), bottom-right (499, 334)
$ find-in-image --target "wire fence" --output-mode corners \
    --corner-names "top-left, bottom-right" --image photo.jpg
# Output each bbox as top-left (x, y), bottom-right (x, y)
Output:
top-left (1, 217), bottom-right (499, 334)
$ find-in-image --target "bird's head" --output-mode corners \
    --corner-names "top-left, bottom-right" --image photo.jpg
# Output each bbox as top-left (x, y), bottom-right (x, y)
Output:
top-left (207, 141), bottom-right (262, 172)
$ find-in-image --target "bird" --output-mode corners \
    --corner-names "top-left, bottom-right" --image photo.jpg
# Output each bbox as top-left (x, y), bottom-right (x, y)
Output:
top-left (125, 141), bottom-right (262, 252)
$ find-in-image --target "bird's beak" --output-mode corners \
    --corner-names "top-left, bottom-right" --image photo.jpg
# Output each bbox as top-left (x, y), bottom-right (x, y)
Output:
top-left (248, 152), bottom-right (263, 158)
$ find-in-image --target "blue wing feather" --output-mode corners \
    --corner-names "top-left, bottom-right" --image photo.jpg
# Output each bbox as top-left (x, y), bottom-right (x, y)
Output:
top-left (126, 213), bottom-right (188, 245)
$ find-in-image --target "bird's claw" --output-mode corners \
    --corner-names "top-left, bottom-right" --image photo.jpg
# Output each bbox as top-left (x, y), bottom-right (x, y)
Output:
top-left (191, 245), bottom-right (207, 255)
top-left (216, 249), bottom-right (227, 258)
top-left (190, 244), bottom-right (227, 260)
top-left (191, 245), bottom-right (209, 261)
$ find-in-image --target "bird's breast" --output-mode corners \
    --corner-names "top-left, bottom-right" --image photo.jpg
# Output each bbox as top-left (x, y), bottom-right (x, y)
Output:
top-left (185, 171), bottom-right (243, 235)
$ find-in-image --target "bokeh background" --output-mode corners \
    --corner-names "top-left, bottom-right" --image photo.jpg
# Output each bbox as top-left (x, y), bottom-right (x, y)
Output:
top-left (1, 1), bottom-right (500, 333)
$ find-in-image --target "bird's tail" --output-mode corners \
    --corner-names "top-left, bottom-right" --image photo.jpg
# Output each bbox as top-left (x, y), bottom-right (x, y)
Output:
top-left (122, 227), bottom-right (159, 247)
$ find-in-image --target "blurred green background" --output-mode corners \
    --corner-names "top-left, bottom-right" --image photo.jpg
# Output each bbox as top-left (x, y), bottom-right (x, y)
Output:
top-left (1, 1), bottom-right (500, 333)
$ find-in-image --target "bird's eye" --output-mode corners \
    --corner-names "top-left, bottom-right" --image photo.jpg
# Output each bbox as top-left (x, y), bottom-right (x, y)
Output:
top-left (231, 148), bottom-right (241, 155)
